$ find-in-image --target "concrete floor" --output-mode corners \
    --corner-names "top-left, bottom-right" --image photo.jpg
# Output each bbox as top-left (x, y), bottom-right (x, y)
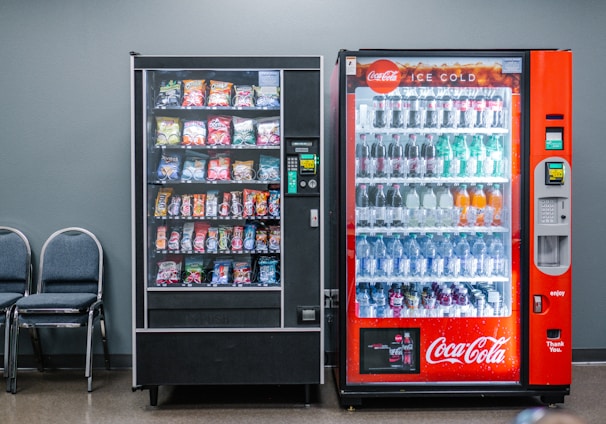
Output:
top-left (1, 364), bottom-right (603, 424)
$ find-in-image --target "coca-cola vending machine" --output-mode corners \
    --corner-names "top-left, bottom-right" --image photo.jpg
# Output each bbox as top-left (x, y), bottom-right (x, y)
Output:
top-left (330, 50), bottom-right (572, 407)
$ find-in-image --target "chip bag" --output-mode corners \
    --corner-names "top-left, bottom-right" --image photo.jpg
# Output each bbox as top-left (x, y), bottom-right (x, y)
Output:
top-left (207, 115), bottom-right (232, 146)
top-left (208, 80), bottom-right (233, 107)
top-left (156, 116), bottom-right (181, 146)
top-left (182, 120), bottom-right (206, 146)
top-left (182, 79), bottom-right (206, 107)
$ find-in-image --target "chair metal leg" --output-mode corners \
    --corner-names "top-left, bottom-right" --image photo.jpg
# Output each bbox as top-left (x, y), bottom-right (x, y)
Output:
top-left (3, 307), bottom-right (11, 379)
top-left (29, 328), bottom-right (44, 372)
top-left (8, 310), bottom-right (19, 394)
top-left (100, 306), bottom-right (110, 370)
top-left (85, 310), bottom-right (94, 392)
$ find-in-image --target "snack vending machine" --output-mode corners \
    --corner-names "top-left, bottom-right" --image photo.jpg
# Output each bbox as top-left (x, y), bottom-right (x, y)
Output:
top-left (131, 55), bottom-right (324, 406)
top-left (331, 50), bottom-right (572, 407)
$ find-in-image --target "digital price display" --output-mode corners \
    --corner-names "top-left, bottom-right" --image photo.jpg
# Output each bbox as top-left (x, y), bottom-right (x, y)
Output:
top-left (545, 161), bottom-right (565, 185)
top-left (299, 154), bottom-right (317, 175)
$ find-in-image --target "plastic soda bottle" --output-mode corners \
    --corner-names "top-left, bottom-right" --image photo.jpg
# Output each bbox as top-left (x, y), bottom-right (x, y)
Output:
top-left (422, 134), bottom-right (438, 177)
top-left (454, 233), bottom-right (474, 276)
top-left (356, 235), bottom-right (372, 276)
top-left (374, 184), bottom-right (387, 227)
top-left (470, 184), bottom-right (487, 226)
top-left (356, 133), bottom-right (371, 178)
top-left (452, 134), bottom-right (470, 177)
top-left (487, 183), bottom-right (503, 226)
top-left (373, 95), bottom-right (387, 128)
top-left (356, 184), bottom-right (370, 227)
top-left (373, 283), bottom-right (388, 318)
top-left (373, 134), bottom-right (387, 177)
top-left (390, 134), bottom-right (406, 177)
top-left (453, 184), bottom-right (470, 226)
top-left (390, 285), bottom-right (404, 318)
top-left (405, 184), bottom-right (421, 226)
top-left (390, 184), bottom-right (404, 226)
top-left (471, 233), bottom-right (488, 276)
top-left (405, 134), bottom-right (420, 177)
top-left (436, 134), bottom-right (453, 177)
top-left (357, 283), bottom-right (371, 317)
top-left (485, 134), bottom-right (504, 176)
top-left (439, 287), bottom-right (453, 317)
top-left (468, 134), bottom-right (486, 177)
top-left (374, 234), bottom-right (391, 277)
top-left (421, 185), bottom-right (437, 226)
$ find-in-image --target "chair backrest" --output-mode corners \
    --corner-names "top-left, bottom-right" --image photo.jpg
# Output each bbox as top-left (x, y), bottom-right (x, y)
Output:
top-left (39, 228), bottom-right (103, 298)
top-left (0, 226), bottom-right (31, 295)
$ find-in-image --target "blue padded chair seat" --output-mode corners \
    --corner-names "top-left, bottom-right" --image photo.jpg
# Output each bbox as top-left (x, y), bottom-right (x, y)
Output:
top-left (0, 292), bottom-right (23, 308)
top-left (16, 293), bottom-right (97, 310)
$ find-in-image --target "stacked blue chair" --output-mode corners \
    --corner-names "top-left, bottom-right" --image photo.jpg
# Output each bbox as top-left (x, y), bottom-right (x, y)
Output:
top-left (8, 227), bottom-right (109, 393)
top-left (0, 227), bottom-right (31, 392)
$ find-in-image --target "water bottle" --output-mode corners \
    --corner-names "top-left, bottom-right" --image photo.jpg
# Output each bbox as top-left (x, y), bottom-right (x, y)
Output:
top-left (423, 134), bottom-right (438, 177)
top-left (390, 234), bottom-right (408, 276)
top-left (357, 283), bottom-right (371, 318)
top-left (487, 234), bottom-right (507, 276)
top-left (471, 233), bottom-right (488, 276)
top-left (469, 134), bottom-right (486, 177)
top-left (356, 235), bottom-right (372, 276)
top-left (374, 234), bottom-right (392, 277)
top-left (373, 283), bottom-right (388, 318)
top-left (436, 134), bottom-right (453, 177)
top-left (422, 233), bottom-right (439, 277)
top-left (404, 234), bottom-right (424, 276)
top-left (389, 134), bottom-right (406, 178)
top-left (454, 233), bottom-right (473, 276)
top-left (437, 233), bottom-right (459, 277)
top-left (374, 184), bottom-right (387, 227)
top-left (390, 184), bottom-right (404, 227)
top-left (405, 134), bottom-right (420, 177)
top-left (452, 134), bottom-right (470, 177)
top-left (357, 133), bottom-right (371, 178)
top-left (356, 184), bottom-right (370, 227)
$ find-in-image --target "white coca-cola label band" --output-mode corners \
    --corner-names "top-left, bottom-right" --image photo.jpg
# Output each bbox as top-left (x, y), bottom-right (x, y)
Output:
top-left (426, 336), bottom-right (509, 365)
top-left (367, 70), bottom-right (399, 82)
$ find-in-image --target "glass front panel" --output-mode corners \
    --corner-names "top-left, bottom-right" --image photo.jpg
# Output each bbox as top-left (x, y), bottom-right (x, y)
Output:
top-left (344, 55), bottom-right (522, 384)
top-left (143, 70), bottom-right (283, 295)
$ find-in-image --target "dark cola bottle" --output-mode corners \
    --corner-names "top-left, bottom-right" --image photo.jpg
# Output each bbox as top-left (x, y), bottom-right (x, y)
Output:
top-left (373, 95), bottom-right (387, 128)
top-left (373, 134), bottom-right (387, 178)
top-left (357, 133), bottom-right (371, 178)
top-left (408, 91), bottom-right (421, 128)
top-left (390, 134), bottom-right (405, 178)
top-left (389, 91), bottom-right (404, 128)
top-left (473, 92), bottom-right (487, 128)
top-left (457, 93), bottom-right (472, 128)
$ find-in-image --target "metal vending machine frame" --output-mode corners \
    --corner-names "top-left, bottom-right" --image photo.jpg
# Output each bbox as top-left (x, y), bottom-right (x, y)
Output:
top-left (131, 54), bottom-right (324, 406)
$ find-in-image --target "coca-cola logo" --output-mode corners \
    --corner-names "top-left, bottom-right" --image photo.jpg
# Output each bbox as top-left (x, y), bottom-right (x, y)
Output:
top-left (366, 60), bottom-right (401, 94)
top-left (426, 336), bottom-right (509, 365)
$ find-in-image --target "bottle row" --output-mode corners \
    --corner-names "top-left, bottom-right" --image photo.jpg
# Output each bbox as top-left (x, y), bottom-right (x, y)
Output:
top-left (155, 150), bottom-right (280, 183)
top-left (356, 183), bottom-right (504, 229)
top-left (154, 254), bottom-right (280, 287)
top-left (355, 280), bottom-right (508, 319)
top-left (154, 115), bottom-right (280, 148)
top-left (154, 188), bottom-right (280, 220)
top-left (155, 79), bottom-right (280, 109)
top-left (356, 233), bottom-right (508, 279)
top-left (356, 132), bottom-right (506, 180)
top-left (358, 87), bottom-right (508, 130)
top-left (154, 222), bottom-right (280, 254)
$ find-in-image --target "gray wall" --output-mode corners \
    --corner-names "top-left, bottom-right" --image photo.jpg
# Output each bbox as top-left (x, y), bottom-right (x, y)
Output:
top-left (1, 0), bottom-right (604, 359)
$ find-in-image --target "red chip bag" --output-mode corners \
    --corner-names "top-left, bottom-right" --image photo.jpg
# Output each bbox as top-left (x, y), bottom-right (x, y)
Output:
top-left (207, 115), bottom-right (232, 145)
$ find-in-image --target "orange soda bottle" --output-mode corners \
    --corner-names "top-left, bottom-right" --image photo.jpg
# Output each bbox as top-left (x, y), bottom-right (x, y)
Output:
top-left (470, 184), bottom-right (487, 226)
top-left (486, 183), bottom-right (503, 226)
top-left (453, 184), bottom-right (470, 226)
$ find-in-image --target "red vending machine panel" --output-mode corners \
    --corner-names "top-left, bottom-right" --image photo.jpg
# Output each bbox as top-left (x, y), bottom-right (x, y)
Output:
top-left (332, 50), bottom-right (572, 407)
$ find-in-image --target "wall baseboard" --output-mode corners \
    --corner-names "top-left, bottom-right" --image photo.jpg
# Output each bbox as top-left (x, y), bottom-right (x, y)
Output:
top-left (4, 350), bottom-right (605, 371)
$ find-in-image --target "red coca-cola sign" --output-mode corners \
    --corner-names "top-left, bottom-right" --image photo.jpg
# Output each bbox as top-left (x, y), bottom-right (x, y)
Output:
top-left (426, 336), bottom-right (509, 365)
top-left (365, 60), bottom-right (402, 94)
